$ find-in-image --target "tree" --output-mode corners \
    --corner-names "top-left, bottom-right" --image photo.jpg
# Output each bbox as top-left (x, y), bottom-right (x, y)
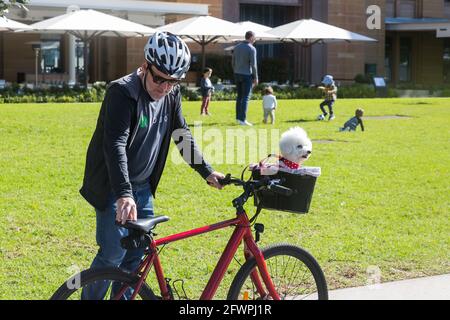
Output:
top-left (0, 1), bottom-right (28, 16)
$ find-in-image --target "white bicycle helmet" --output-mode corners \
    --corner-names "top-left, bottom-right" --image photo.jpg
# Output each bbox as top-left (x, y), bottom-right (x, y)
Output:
top-left (144, 31), bottom-right (191, 79)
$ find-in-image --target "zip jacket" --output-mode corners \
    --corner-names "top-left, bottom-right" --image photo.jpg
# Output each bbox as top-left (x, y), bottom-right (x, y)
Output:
top-left (80, 70), bottom-right (213, 211)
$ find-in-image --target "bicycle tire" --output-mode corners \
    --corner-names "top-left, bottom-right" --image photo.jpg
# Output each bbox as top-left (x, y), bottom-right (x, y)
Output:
top-left (50, 267), bottom-right (157, 300)
top-left (227, 243), bottom-right (328, 300)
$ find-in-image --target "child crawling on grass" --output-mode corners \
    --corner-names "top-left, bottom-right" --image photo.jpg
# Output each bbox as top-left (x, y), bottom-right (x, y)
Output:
top-left (340, 108), bottom-right (365, 132)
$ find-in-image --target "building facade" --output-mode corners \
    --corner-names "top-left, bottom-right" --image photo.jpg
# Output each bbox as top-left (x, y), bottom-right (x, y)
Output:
top-left (1, 0), bottom-right (449, 86)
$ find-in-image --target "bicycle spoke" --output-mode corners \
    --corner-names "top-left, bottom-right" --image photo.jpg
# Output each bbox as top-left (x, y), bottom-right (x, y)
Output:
top-left (229, 245), bottom-right (326, 300)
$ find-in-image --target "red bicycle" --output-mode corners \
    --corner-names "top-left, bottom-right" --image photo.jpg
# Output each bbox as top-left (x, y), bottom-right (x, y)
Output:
top-left (51, 174), bottom-right (328, 300)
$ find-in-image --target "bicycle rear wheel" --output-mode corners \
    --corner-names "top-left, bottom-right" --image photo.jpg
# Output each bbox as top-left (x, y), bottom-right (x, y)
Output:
top-left (50, 267), bottom-right (157, 300)
top-left (227, 243), bottom-right (328, 300)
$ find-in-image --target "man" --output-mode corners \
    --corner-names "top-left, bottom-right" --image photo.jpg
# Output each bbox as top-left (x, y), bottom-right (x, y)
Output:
top-left (232, 31), bottom-right (259, 126)
top-left (79, 32), bottom-right (224, 299)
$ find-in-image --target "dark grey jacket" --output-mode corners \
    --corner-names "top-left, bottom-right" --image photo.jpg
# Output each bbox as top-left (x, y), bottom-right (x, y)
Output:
top-left (80, 71), bottom-right (213, 211)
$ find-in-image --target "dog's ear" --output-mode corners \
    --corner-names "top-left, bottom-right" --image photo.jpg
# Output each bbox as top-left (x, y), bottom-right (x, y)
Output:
top-left (279, 142), bottom-right (294, 156)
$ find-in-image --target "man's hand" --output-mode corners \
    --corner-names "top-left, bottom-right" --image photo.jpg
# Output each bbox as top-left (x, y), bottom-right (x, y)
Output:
top-left (253, 79), bottom-right (259, 88)
top-left (116, 197), bottom-right (137, 225)
top-left (206, 171), bottom-right (226, 190)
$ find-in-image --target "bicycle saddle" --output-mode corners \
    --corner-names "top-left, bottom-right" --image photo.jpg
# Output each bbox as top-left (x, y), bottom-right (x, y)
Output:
top-left (121, 215), bottom-right (170, 233)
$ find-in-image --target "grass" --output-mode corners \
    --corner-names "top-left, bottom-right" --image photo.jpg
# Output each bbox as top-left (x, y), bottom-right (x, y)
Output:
top-left (0, 97), bottom-right (449, 299)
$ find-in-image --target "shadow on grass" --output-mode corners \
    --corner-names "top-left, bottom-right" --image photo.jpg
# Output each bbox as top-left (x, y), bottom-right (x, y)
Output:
top-left (285, 119), bottom-right (318, 123)
top-left (313, 139), bottom-right (359, 144)
top-left (363, 115), bottom-right (413, 120)
top-left (394, 101), bottom-right (433, 105)
top-left (188, 122), bottom-right (223, 127)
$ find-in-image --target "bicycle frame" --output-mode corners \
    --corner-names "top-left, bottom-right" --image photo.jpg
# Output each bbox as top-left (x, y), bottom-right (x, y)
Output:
top-left (126, 209), bottom-right (280, 300)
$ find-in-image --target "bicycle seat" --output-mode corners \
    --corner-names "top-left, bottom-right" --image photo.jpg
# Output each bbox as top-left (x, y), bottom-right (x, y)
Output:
top-left (121, 215), bottom-right (170, 233)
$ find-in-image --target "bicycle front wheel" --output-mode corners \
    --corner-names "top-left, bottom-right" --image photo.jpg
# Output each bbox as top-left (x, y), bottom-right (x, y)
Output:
top-left (227, 244), bottom-right (328, 300)
top-left (50, 267), bottom-right (157, 300)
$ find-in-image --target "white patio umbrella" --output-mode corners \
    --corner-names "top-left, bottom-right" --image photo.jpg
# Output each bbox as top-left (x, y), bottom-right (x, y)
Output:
top-left (158, 16), bottom-right (278, 70)
top-left (224, 21), bottom-right (280, 51)
top-left (236, 21), bottom-right (272, 33)
top-left (266, 19), bottom-right (377, 45)
top-left (0, 16), bottom-right (32, 31)
top-left (28, 9), bottom-right (156, 86)
top-left (0, 17), bottom-right (31, 84)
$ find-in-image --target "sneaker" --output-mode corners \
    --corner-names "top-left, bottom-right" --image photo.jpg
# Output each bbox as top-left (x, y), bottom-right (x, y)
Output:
top-left (329, 114), bottom-right (336, 121)
top-left (243, 120), bottom-right (253, 126)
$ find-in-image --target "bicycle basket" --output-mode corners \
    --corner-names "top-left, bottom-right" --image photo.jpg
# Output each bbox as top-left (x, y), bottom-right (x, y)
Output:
top-left (250, 164), bottom-right (321, 214)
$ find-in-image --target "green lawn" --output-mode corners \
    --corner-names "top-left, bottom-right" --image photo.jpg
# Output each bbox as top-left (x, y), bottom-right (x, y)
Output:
top-left (0, 98), bottom-right (449, 299)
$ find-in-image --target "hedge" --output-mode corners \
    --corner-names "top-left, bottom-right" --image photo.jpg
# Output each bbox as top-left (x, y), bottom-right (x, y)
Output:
top-left (8, 82), bottom-right (450, 104)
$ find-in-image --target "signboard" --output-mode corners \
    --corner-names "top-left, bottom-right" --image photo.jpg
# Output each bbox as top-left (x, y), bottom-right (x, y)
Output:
top-left (437, 27), bottom-right (450, 38)
top-left (373, 77), bottom-right (387, 97)
top-left (373, 77), bottom-right (386, 88)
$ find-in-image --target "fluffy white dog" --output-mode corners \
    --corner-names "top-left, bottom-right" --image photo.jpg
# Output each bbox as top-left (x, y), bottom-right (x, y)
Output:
top-left (279, 127), bottom-right (312, 169)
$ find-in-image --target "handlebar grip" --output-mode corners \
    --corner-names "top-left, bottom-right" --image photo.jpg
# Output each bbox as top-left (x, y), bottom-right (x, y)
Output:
top-left (218, 174), bottom-right (232, 186)
top-left (268, 184), bottom-right (293, 196)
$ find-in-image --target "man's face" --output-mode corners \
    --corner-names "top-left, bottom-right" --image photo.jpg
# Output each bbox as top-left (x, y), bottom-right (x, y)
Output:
top-left (144, 63), bottom-right (181, 101)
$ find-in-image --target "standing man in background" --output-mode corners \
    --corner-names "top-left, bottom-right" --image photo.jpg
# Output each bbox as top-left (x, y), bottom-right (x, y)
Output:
top-left (232, 31), bottom-right (258, 126)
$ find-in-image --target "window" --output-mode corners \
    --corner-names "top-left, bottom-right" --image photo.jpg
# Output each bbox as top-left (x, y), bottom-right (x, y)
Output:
top-left (398, 0), bottom-right (416, 18)
top-left (386, 0), bottom-right (395, 18)
top-left (445, 0), bottom-right (450, 19)
top-left (444, 39), bottom-right (450, 83)
top-left (399, 37), bottom-right (412, 82)
top-left (239, 4), bottom-right (299, 83)
top-left (240, 4), bottom-right (297, 59)
top-left (365, 64), bottom-right (377, 77)
top-left (385, 37), bottom-right (393, 81)
top-left (40, 35), bottom-right (62, 74)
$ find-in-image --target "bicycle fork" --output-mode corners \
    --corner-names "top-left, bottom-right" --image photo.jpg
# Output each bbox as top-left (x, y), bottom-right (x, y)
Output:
top-left (243, 228), bottom-right (281, 300)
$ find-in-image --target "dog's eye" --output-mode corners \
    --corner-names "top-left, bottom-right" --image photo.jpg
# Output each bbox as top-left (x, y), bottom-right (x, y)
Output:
top-left (297, 145), bottom-right (303, 149)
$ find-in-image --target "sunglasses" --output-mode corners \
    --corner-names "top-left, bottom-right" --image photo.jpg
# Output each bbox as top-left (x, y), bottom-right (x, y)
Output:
top-left (147, 65), bottom-right (181, 86)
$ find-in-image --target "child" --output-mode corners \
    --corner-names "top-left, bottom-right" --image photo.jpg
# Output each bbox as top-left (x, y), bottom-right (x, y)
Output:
top-left (200, 67), bottom-right (214, 116)
top-left (340, 108), bottom-right (365, 132)
top-left (317, 75), bottom-right (338, 121)
top-left (262, 86), bottom-right (277, 124)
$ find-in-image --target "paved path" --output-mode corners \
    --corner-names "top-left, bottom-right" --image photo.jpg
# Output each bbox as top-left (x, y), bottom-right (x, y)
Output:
top-left (328, 274), bottom-right (450, 300)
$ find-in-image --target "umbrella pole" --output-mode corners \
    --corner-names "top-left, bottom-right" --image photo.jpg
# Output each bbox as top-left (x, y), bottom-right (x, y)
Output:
top-left (83, 32), bottom-right (89, 88)
top-left (201, 36), bottom-right (206, 71)
top-left (83, 42), bottom-right (88, 88)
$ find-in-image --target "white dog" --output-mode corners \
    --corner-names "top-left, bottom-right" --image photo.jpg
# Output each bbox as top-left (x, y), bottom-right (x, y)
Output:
top-left (279, 127), bottom-right (312, 169)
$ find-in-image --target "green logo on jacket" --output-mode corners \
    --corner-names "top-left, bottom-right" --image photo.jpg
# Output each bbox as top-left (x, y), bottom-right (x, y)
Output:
top-left (139, 115), bottom-right (149, 128)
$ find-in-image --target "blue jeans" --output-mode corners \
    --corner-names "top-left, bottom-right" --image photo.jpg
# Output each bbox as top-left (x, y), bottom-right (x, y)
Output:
top-left (235, 74), bottom-right (253, 122)
top-left (320, 100), bottom-right (335, 115)
top-left (81, 182), bottom-right (154, 300)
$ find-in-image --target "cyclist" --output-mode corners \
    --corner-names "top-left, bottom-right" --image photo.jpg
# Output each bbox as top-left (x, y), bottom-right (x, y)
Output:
top-left (79, 31), bottom-right (224, 299)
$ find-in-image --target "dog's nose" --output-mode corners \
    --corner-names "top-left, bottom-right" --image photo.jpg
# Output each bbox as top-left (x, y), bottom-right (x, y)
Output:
top-left (307, 151), bottom-right (312, 154)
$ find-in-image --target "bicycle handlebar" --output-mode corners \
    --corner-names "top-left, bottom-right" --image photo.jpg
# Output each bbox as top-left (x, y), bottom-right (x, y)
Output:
top-left (267, 182), bottom-right (294, 197)
top-left (218, 174), bottom-right (293, 197)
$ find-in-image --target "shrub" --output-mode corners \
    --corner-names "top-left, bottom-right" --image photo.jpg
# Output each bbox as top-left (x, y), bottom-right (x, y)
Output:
top-left (0, 83), bottom-right (106, 104)
top-left (259, 58), bottom-right (289, 84)
top-left (354, 74), bottom-right (373, 84)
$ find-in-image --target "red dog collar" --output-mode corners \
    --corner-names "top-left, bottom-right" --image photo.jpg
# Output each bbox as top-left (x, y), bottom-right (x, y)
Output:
top-left (280, 157), bottom-right (299, 169)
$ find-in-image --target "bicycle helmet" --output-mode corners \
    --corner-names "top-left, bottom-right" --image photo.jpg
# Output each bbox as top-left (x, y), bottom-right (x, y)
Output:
top-left (322, 75), bottom-right (334, 86)
top-left (144, 31), bottom-right (191, 79)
